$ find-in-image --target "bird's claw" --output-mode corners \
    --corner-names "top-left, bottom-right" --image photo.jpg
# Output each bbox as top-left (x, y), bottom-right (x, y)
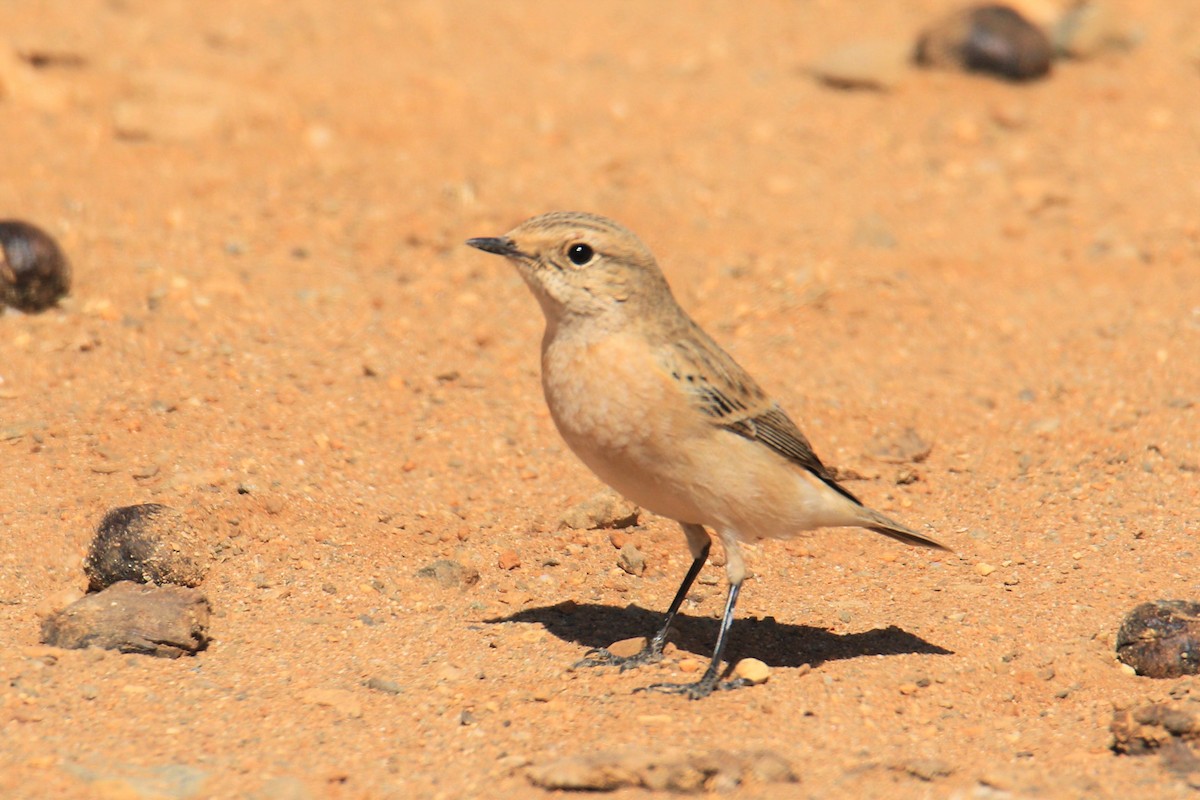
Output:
top-left (635, 676), bottom-right (750, 700)
top-left (572, 646), bottom-right (663, 672)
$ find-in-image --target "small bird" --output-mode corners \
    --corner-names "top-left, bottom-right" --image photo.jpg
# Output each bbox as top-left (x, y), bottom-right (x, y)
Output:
top-left (467, 212), bottom-right (949, 699)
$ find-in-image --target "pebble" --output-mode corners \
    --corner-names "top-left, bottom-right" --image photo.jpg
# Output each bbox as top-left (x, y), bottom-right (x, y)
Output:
top-left (83, 504), bottom-right (209, 592)
top-left (41, 581), bottom-right (210, 658)
top-left (903, 758), bottom-right (954, 781)
top-left (606, 637), bottom-right (646, 659)
top-left (1053, 1), bottom-right (1134, 59)
top-left (617, 543), bottom-right (646, 577)
top-left (733, 658), bottom-right (771, 685)
top-left (915, 5), bottom-right (1053, 82)
top-left (809, 40), bottom-right (912, 91)
top-left (678, 658), bottom-right (702, 674)
top-left (364, 677), bottom-right (403, 695)
top-left (975, 563), bottom-right (997, 577)
top-left (415, 559), bottom-right (481, 589)
top-left (497, 549), bottom-right (521, 570)
top-left (558, 490), bottom-right (640, 530)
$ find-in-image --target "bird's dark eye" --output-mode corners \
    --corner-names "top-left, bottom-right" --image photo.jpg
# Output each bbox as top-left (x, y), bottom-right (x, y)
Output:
top-left (567, 243), bottom-right (594, 266)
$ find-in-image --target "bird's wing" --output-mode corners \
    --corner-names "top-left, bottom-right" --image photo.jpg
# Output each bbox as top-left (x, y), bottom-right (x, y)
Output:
top-left (662, 324), bottom-right (861, 505)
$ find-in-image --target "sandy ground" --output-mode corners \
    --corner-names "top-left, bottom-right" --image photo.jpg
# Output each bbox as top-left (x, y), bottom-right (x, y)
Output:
top-left (3, 1), bottom-right (1200, 797)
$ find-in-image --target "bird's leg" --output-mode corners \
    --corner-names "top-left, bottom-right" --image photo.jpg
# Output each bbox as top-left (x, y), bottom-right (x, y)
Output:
top-left (638, 531), bottom-right (751, 698)
top-left (637, 579), bottom-right (745, 699)
top-left (574, 523), bottom-right (711, 671)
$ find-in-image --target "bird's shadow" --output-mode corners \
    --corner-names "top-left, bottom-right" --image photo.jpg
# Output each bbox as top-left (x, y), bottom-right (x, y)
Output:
top-left (485, 601), bottom-right (952, 669)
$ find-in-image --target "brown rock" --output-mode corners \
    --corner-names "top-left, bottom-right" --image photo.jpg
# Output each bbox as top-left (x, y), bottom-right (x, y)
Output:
top-left (497, 549), bottom-right (521, 570)
top-left (733, 658), bottom-right (771, 685)
top-left (40, 581), bottom-right (210, 657)
top-left (558, 490), bottom-right (639, 531)
top-left (617, 543), bottom-right (646, 577)
top-left (84, 504), bottom-right (209, 591)
top-left (606, 637), bottom-right (647, 659)
top-left (1116, 600), bottom-right (1200, 678)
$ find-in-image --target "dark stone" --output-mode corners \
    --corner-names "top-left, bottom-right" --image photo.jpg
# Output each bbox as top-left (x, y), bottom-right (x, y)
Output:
top-left (1116, 600), bottom-right (1200, 678)
top-left (915, 5), bottom-right (1054, 82)
top-left (0, 220), bottom-right (71, 312)
top-left (84, 504), bottom-right (208, 591)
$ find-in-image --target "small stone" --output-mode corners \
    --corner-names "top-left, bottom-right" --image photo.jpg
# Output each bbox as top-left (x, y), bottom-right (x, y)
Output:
top-left (745, 750), bottom-right (797, 784)
top-left (915, 4), bottom-right (1053, 82)
top-left (617, 543), bottom-right (646, 577)
top-left (733, 658), bottom-right (771, 685)
top-left (497, 550), bottom-right (521, 570)
top-left (904, 758), bottom-right (954, 781)
top-left (1053, 1), bottom-right (1135, 59)
top-left (810, 40), bottom-right (912, 91)
top-left (364, 677), bottom-right (403, 695)
top-left (558, 490), bottom-right (640, 530)
top-left (1116, 600), bottom-right (1200, 678)
top-left (975, 563), bottom-right (997, 576)
top-left (678, 658), bottom-right (702, 674)
top-left (84, 504), bottom-right (209, 592)
top-left (606, 637), bottom-right (646, 659)
top-left (415, 559), bottom-right (481, 589)
top-left (40, 581), bottom-right (209, 657)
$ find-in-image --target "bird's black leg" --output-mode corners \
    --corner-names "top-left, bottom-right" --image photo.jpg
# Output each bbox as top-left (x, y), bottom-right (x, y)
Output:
top-left (637, 578), bottom-right (746, 699)
top-left (574, 524), bottom-right (711, 671)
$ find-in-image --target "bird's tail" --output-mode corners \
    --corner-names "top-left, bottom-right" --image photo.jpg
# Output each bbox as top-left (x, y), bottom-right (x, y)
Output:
top-left (857, 507), bottom-right (951, 552)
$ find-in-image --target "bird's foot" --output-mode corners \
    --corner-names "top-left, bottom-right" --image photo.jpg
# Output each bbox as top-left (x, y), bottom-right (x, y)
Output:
top-left (635, 674), bottom-right (750, 700)
top-left (572, 645), bottom-right (663, 672)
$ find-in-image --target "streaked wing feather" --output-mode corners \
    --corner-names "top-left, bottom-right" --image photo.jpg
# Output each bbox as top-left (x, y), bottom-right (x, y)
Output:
top-left (721, 406), bottom-right (861, 504)
top-left (663, 327), bottom-right (861, 505)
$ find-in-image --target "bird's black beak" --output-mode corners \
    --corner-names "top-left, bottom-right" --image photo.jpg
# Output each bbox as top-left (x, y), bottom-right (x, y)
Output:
top-left (466, 236), bottom-right (523, 258)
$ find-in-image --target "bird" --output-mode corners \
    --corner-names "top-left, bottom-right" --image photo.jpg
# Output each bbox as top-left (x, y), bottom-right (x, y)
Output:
top-left (466, 211), bottom-right (949, 699)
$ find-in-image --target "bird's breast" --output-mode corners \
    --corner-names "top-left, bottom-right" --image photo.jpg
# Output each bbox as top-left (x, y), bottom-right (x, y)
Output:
top-left (541, 330), bottom-right (664, 455)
